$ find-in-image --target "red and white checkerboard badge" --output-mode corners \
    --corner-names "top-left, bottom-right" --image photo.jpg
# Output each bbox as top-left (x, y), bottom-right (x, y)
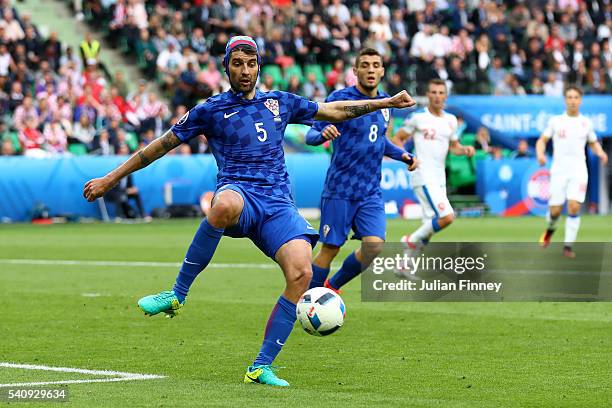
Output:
top-left (264, 99), bottom-right (280, 116)
top-left (382, 108), bottom-right (390, 122)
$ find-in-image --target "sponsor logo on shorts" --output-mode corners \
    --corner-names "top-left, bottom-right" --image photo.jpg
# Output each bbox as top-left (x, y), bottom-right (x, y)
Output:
top-left (323, 224), bottom-right (330, 237)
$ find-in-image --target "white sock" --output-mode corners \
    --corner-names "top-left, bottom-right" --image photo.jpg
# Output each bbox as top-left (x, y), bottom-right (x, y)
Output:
top-left (410, 219), bottom-right (437, 243)
top-left (564, 216), bottom-right (581, 246)
top-left (546, 211), bottom-right (560, 230)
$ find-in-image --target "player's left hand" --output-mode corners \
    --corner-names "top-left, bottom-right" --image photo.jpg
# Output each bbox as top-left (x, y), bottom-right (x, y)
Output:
top-left (463, 146), bottom-right (475, 157)
top-left (403, 153), bottom-right (418, 171)
top-left (388, 90), bottom-right (416, 109)
top-left (599, 152), bottom-right (608, 165)
top-left (321, 124), bottom-right (341, 141)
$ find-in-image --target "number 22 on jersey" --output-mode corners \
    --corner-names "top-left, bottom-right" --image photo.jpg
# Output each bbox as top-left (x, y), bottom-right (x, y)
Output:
top-left (423, 128), bottom-right (436, 140)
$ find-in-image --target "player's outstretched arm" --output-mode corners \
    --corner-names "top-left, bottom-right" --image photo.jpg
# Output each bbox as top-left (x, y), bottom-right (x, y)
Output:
top-left (315, 90), bottom-right (415, 123)
top-left (588, 141), bottom-right (609, 165)
top-left (83, 130), bottom-right (182, 202)
top-left (449, 141), bottom-right (475, 157)
top-left (535, 135), bottom-right (549, 166)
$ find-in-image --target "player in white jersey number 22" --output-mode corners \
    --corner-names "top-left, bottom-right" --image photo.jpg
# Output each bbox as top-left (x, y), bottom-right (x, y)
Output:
top-left (393, 79), bottom-right (475, 275)
top-left (536, 86), bottom-right (608, 258)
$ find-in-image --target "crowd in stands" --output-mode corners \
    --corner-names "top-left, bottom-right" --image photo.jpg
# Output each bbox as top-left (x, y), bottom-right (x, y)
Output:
top-left (0, 2), bottom-right (206, 158)
top-left (80, 0), bottom-right (611, 99)
top-left (1, 0), bottom-right (610, 159)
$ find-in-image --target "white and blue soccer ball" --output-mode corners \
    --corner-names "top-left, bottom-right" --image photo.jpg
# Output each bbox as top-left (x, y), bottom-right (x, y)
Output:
top-left (296, 287), bottom-right (345, 337)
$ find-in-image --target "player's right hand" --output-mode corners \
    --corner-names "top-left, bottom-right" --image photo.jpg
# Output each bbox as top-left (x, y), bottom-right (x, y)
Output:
top-left (388, 90), bottom-right (416, 109)
top-left (83, 176), bottom-right (116, 202)
top-left (537, 155), bottom-right (547, 166)
top-left (321, 125), bottom-right (340, 141)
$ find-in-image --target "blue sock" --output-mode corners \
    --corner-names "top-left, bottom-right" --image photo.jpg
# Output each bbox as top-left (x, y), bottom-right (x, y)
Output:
top-left (309, 264), bottom-right (330, 288)
top-left (328, 251), bottom-right (363, 290)
top-left (254, 295), bottom-right (296, 366)
top-left (172, 219), bottom-right (224, 303)
top-left (432, 218), bottom-right (441, 232)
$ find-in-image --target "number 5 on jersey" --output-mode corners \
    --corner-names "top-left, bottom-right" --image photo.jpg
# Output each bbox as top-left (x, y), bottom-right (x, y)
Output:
top-left (255, 122), bottom-right (268, 142)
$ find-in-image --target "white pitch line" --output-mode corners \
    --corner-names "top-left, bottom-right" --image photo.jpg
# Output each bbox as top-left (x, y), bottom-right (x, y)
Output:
top-left (0, 258), bottom-right (276, 269)
top-left (0, 362), bottom-right (165, 388)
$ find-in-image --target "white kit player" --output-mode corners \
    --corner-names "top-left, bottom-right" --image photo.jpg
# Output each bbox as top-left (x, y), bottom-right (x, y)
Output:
top-left (394, 79), bottom-right (475, 267)
top-left (536, 86), bottom-right (608, 258)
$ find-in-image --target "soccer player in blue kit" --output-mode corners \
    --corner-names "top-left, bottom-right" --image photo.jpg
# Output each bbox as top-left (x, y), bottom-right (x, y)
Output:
top-left (83, 37), bottom-right (416, 386)
top-left (305, 48), bottom-right (418, 292)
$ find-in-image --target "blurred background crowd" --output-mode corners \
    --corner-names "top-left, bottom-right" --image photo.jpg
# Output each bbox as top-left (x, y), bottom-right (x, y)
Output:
top-left (0, 0), bottom-right (609, 159)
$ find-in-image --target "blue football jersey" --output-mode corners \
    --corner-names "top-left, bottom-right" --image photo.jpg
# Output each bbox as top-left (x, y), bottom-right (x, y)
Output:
top-left (171, 90), bottom-right (318, 200)
top-left (312, 86), bottom-right (392, 200)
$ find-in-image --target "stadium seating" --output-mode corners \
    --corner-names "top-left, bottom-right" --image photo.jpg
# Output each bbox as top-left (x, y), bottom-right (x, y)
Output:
top-left (261, 65), bottom-right (287, 89)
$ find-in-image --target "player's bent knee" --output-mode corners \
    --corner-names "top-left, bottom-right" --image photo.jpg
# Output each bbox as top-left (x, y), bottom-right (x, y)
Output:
top-left (208, 195), bottom-right (242, 227)
top-left (549, 206), bottom-right (563, 217)
top-left (440, 214), bottom-right (455, 227)
top-left (286, 264), bottom-right (312, 289)
top-left (568, 204), bottom-right (581, 215)
top-left (319, 244), bottom-right (340, 261)
top-left (361, 241), bottom-right (383, 259)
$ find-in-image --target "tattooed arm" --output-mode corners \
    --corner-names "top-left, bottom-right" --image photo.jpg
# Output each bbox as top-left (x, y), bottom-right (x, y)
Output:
top-left (83, 130), bottom-right (182, 201)
top-left (314, 90), bottom-right (416, 123)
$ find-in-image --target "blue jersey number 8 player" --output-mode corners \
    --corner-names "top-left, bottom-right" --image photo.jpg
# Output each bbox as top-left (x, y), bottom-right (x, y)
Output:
top-left (82, 37), bottom-right (416, 387)
top-left (305, 48), bottom-right (418, 293)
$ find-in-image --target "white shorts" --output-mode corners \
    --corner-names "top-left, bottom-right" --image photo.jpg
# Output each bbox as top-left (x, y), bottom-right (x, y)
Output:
top-left (548, 171), bottom-right (588, 206)
top-left (413, 184), bottom-right (453, 220)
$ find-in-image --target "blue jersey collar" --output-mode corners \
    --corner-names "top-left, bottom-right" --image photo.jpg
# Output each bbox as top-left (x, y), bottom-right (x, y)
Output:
top-left (349, 85), bottom-right (385, 99)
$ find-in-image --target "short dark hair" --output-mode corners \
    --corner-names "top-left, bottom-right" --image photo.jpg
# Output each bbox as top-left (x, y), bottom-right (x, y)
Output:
top-left (428, 78), bottom-right (447, 90)
top-left (229, 45), bottom-right (258, 61)
top-left (564, 85), bottom-right (583, 96)
top-left (355, 48), bottom-right (382, 67)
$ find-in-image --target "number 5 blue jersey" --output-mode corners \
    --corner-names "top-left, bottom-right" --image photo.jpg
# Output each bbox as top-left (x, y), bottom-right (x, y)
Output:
top-left (171, 90), bottom-right (318, 200)
top-left (309, 86), bottom-right (393, 200)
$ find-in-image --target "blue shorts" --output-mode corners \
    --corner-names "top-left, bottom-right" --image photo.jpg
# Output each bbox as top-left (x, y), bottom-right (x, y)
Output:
top-left (319, 196), bottom-right (386, 247)
top-left (217, 184), bottom-right (319, 259)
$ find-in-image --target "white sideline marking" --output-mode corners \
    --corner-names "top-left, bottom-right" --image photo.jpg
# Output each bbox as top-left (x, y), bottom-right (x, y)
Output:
top-left (0, 258), bottom-right (276, 269)
top-left (0, 362), bottom-right (165, 388)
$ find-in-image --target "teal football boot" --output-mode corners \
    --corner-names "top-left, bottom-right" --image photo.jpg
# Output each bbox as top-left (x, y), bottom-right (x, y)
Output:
top-left (244, 365), bottom-right (289, 387)
top-left (138, 290), bottom-right (183, 318)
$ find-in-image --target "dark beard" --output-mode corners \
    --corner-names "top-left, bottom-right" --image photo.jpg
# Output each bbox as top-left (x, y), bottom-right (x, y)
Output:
top-left (358, 81), bottom-right (377, 93)
top-left (230, 77), bottom-right (256, 94)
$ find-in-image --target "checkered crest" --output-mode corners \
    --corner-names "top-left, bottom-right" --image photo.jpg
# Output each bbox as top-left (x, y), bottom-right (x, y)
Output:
top-left (264, 99), bottom-right (280, 116)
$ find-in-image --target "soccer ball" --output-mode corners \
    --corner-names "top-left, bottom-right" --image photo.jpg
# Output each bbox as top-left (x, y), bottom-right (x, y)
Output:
top-left (296, 287), bottom-right (346, 336)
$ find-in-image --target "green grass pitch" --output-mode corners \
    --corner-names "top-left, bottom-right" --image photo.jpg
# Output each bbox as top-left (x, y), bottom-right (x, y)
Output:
top-left (1, 216), bottom-right (611, 407)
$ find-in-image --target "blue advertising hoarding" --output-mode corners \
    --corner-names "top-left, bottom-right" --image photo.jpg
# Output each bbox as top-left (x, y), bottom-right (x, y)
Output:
top-left (0, 155), bottom-right (417, 222)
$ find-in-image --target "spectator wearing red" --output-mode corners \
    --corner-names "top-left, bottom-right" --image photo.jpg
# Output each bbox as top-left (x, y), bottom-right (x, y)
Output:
top-left (19, 116), bottom-right (45, 157)
top-left (545, 25), bottom-right (565, 53)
